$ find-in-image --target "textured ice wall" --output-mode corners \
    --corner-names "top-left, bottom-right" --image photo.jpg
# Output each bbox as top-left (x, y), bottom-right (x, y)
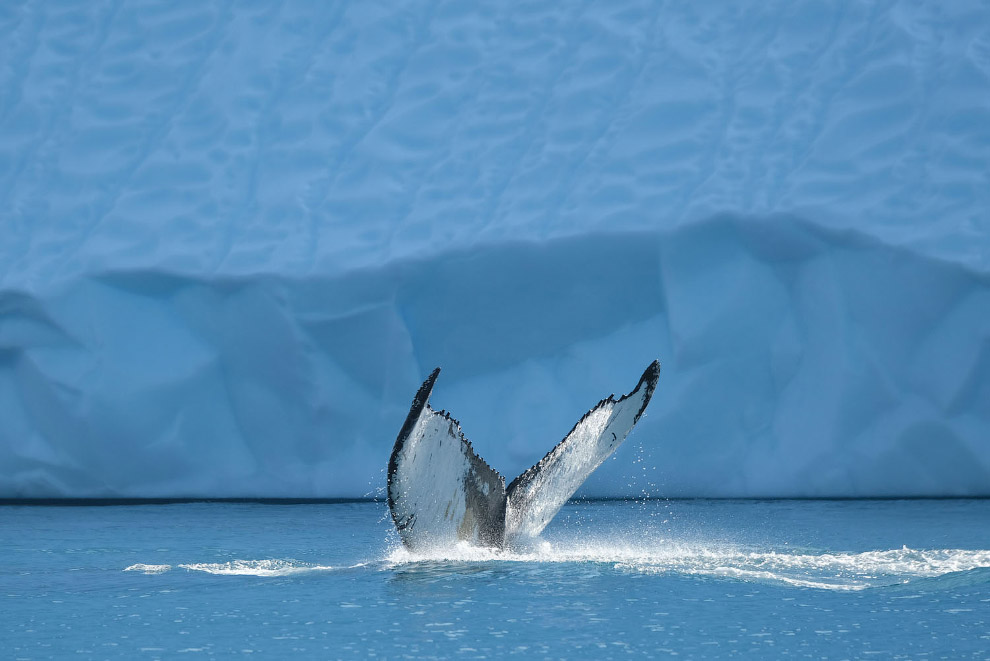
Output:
top-left (1, 2), bottom-right (988, 497)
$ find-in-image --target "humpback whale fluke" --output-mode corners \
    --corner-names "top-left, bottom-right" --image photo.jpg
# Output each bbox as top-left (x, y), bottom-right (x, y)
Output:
top-left (387, 361), bottom-right (660, 551)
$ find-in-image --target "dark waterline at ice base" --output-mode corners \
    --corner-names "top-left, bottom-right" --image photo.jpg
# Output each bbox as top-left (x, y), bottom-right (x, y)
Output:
top-left (3, 499), bottom-right (989, 658)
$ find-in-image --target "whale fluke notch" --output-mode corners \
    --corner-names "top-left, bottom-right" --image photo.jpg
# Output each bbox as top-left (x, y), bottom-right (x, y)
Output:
top-left (387, 361), bottom-right (660, 550)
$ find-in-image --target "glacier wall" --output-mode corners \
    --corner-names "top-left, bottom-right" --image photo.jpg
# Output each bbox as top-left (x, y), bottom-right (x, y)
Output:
top-left (1, 1), bottom-right (989, 498)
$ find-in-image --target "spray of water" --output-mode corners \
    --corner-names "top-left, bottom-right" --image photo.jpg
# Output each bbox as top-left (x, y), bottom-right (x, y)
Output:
top-left (382, 537), bottom-right (990, 591)
top-left (123, 497), bottom-right (990, 590)
top-left (125, 541), bottom-right (990, 589)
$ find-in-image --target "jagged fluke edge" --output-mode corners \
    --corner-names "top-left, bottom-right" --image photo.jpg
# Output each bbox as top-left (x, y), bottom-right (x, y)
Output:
top-left (386, 367), bottom-right (506, 535)
top-left (505, 360), bottom-right (661, 496)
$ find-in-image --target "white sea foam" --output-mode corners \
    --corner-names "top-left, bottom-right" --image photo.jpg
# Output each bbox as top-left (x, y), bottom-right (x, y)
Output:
top-left (385, 542), bottom-right (990, 591)
top-left (125, 544), bottom-right (990, 591)
top-left (615, 546), bottom-right (990, 591)
top-left (177, 559), bottom-right (337, 576)
top-left (124, 559), bottom-right (359, 576)
top-left (123, 563), bottom-right (172, 574)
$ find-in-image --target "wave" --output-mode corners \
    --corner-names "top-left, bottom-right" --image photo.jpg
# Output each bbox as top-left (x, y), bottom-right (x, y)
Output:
top-left (385, 542), bottom-right (990, 591)
top-left (124, 544), bottom-right (990, 591)
top-left (883, 565), bottom-right (990, 592)
top-left (614, 546), bottom-right (990, 591)
top-left (124, 559), bottom-right (364, 577)
top-left (123, 563), bottom-right (172, 574)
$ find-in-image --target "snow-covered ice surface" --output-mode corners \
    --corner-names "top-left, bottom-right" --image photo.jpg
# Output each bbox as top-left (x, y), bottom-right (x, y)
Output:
top-left (1, 2), bottom-right (988, 497)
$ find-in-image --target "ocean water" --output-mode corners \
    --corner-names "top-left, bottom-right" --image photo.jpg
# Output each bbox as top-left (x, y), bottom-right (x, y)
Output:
top-left (3, 499), bottom-right (989, 658)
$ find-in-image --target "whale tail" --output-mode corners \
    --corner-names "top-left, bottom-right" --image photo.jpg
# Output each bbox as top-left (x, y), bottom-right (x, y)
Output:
top-left (387, 361), bottom-right (660, 551)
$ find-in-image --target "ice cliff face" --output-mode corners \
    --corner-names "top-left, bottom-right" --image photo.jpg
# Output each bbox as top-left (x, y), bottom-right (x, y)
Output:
top-left (1, 2), bottom-right (988, 497)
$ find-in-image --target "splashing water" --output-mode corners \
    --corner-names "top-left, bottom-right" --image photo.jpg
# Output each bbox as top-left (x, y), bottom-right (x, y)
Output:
top-left (131, 541), bottom-right (990, 592)
top-left (384, 540), bottom-right (990, 590)
top-left (118, 497), bottom-right (990, 593)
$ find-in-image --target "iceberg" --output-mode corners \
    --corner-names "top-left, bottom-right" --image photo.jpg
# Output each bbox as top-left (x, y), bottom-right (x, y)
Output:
top-left (1, 2), bottom-right (988, 498)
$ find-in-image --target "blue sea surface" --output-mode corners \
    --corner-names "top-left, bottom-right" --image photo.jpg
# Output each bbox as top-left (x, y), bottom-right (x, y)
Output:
top-left (3, 499), bottom-right (989, 658)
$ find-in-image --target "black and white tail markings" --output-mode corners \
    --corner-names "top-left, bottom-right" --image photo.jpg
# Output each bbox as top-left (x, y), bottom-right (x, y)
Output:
top-left (387, 361), bottom-right (660, 550)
